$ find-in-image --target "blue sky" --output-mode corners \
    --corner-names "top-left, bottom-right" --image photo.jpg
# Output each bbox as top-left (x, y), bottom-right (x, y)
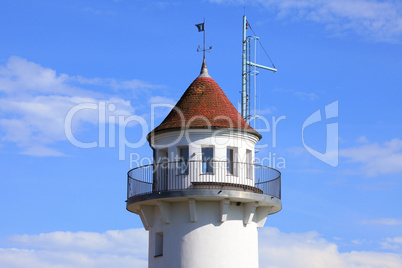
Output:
top-left (0, 0), bottom-right (402, 267)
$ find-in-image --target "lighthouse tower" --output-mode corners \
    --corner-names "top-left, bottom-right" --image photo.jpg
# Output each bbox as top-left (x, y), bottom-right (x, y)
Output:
top-left (126, 60), bottom-right (281, 268)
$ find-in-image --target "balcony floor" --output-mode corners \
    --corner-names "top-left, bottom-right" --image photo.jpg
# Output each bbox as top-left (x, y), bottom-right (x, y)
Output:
top-left (126, 188), bottom-right (282, 216)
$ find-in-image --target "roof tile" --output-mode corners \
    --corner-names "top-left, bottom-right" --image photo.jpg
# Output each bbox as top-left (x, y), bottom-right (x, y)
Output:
top-left (149, 69), bottom-right (261, 139)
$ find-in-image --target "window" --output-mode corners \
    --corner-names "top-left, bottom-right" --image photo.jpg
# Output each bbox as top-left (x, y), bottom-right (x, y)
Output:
top-left (246, 149), bottom-right (253, 179)
top-left (155, 232), bottom-right (163, 257)
top-left (178, 147), bottom-right (189, 175)
top-left (202, 147), bottom-right (214, 173)
top-left (227, 148), bottom-right (234, 175)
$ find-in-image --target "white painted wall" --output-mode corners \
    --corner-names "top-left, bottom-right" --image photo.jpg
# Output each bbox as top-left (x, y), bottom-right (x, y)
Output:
top-left (152, 129), bottom-right (260, 187)
top-left (148, 200), bottom-right (261, 268)
top-left (153, 129), bottom-right (258, 160)
top-left (142, 129), bottom-right (264, 268)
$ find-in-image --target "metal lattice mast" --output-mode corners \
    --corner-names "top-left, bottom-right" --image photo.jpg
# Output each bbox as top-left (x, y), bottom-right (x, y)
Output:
top-left (241, 16), bottom-right (248, 120)
top-left (241, 15), bottom-right (277, 124)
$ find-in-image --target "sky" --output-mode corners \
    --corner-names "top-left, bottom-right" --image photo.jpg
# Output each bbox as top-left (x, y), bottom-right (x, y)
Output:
top-left (0, 0), bottom-right (402, 267)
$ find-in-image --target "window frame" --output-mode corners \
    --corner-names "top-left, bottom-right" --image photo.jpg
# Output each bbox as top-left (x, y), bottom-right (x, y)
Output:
top-left (227, 147), bottom-right (236, 176)
top-left (201, 146), bottom-right (214, 174)
top-left (177, 146), bottom-right (189, 175)
top-left (246, 149), bottom-right (253, 179)
top-left (154, 232), bottom-right (164, 257)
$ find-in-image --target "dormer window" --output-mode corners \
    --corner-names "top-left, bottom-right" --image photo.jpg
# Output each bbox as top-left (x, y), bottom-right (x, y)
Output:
top-left (202, 147), bottom-right (214, 173)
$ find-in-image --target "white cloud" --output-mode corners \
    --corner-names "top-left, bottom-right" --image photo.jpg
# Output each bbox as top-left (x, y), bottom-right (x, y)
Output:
top-left (8, 229), bottom-right (147, 254)
top-left (258, 107), bottom-right (276, 115)
top-left (0, 56), bottom-right (159, 156)
top-left (362, 218), bottom-right (402, 226)
top-left (381, 237), bottom-right (402, 251)
top-left (71, 75), bottom-right (159, 91)
top-left (0, 56), bottom-right (71, 95)
top-left (82, 7), bottom-right (116, 16)
top-left (210, 0), bottom-right (402, 42)
top-left (1, 228), bottom-right (401, 268)
top-left (259, 227), bottom-right (402, 268)
top-left (356, 136), bottom-right (369, 143)
top-left (286, 138), bottom-right (402, 176)
top-left (273, 88), bottom-right (319, 101)
top-left (340, 138), bottom-right (402, 176)
top-left (21, 146), bottom-right (67, 157)
top-left (1, 229), bottom-right (148, 268)
top-left (148, 96), bottom-right (177, 119)
top-left (149, 96), bottom-right (176, 106)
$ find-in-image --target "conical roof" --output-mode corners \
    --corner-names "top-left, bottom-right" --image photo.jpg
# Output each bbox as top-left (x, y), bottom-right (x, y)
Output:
top-left (148, 60), bottom-right (261, 140)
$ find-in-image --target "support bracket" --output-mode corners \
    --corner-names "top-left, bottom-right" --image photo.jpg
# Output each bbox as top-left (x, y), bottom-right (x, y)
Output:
top-left (243, 202), bottom-right (258, 225)
top-left (220, 199), bottom-right (230, 223)
top-left (139, 205), bottom-right (154, 230)
top-left (157, 201), bottom-right (171, 224)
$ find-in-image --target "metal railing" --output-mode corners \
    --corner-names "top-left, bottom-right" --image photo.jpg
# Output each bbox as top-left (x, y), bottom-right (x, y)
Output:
top-left (127, 160), bottom-right (281, 200)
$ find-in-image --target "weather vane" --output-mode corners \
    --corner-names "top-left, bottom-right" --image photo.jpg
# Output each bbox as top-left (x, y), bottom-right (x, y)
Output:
top-left (195, 18), bottom-right (212, 59)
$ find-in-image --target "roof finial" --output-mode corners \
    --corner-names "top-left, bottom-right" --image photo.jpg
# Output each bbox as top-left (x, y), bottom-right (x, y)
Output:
top-left (198, 58), bottom-right (210, 78)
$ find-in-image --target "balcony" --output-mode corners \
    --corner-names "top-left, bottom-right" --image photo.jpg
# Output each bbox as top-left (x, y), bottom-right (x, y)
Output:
top-left (127, 160), bottom-right (281, 201)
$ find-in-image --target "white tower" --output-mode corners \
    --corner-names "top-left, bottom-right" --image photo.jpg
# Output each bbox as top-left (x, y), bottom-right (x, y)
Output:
top-left (126, 60), bottom-right (281, 268)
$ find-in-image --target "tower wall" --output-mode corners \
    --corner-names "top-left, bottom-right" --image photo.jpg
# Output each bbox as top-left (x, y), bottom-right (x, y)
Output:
top-left (153, 129), bottom-right (260, 188)
top-left (153, 129), bottom-right (259, 163)
top-left (128, 64), bottom-right (282, 268)
top-left (148, 200), bottom-right (261, 268)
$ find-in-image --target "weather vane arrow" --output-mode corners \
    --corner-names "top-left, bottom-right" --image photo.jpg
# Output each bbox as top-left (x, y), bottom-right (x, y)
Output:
top-left (195, 18), bottom-right (212, 59)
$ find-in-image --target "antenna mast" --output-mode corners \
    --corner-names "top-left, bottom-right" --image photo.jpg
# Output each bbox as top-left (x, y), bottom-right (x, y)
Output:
top-left (241, 15), bottom-right (277, 126)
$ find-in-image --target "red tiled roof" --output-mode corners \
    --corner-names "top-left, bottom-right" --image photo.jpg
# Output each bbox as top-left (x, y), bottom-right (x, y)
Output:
top-left (148, 63), bottom-right (261, 140)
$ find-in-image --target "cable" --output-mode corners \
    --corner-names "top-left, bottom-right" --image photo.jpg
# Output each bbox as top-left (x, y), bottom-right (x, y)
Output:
top-left (247, 20), bottom-right (276, 69)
